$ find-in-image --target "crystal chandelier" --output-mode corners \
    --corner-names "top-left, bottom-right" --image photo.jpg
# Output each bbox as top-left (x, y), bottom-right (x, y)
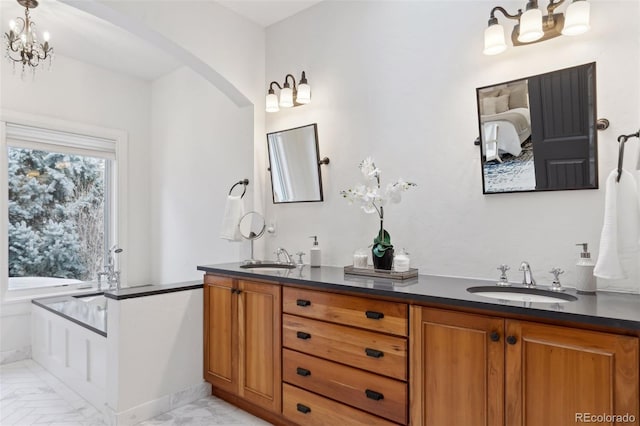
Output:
top-left (4, 0), bottom-right (53, 74)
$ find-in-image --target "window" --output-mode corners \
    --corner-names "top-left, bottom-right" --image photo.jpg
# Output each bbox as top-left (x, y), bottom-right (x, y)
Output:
top-left (3, 122), bottom-right (118, 294)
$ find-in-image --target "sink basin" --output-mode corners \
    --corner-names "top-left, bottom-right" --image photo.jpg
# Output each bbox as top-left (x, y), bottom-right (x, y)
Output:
top-left (467, 286), bottom-right (578, 303)
top-left (239, 262), bottom-right (296, 270)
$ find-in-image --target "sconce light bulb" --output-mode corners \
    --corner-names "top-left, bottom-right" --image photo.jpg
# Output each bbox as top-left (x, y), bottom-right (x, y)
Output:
top-left (562, 0), bottom-right (590, 36)
top-left (518, 7), bottom-right (544, 43)
top-left (483, 23), bottom-right (507, 55)
top-left (279, 87), bottom-right (294, 108)
top-left (296, 83), bottom-right (311, 104)
top-left (266, 93), bottom-right (279, 112)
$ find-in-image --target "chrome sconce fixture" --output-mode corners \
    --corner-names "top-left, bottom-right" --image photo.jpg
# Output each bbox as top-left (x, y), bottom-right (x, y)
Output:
top-left (4, 0), bottom-right (53, 74)
top-left (483, 0), bottom-right (590, 55)
top-left (265, 71), bottom-right (310, 113)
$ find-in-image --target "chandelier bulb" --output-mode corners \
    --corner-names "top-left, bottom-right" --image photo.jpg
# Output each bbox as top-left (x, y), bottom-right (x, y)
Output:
top-left (43, 31), bottom-right (50, 42)
top-left (9, 20), bottom-right (16, 30)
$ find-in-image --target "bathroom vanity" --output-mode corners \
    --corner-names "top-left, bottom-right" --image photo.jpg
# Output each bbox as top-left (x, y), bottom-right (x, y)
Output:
top-left (197, 264), bottom-right (640, 426)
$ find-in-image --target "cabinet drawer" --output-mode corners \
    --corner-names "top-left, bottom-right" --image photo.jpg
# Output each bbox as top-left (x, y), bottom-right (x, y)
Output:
top-left (283, 314), bottom-right (407, 380)
top-left (283, 349), bottom-right (407, 424)
top-left (283, 287), bottom-right (408, 336)
top-left (283, 383), bottom-right (398, 426)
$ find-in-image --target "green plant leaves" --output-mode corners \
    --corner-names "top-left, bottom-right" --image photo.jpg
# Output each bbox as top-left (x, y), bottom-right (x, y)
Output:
top-left (372, 229), bottom-right (393, 257)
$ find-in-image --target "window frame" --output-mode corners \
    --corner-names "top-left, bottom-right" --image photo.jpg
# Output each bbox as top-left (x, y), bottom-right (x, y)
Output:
top-left (0, 110), bottom-right (128, 302)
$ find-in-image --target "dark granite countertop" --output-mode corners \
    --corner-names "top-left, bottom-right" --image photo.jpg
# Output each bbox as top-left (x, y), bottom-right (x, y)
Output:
top-left (197, 263), bottom-right (640, 331)
top-left (32, 281), bottom-right (203, 336)
top-left (103, 280), bottom-right (202, 300)
top-left (33, 292), bottom-right (108, 337)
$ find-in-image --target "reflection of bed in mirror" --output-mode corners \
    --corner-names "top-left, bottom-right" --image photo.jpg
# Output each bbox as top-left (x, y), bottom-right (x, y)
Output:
top-left (478, 80), bottom-right (531, 158)
top-left (476, 63), bottom-right (598, 194)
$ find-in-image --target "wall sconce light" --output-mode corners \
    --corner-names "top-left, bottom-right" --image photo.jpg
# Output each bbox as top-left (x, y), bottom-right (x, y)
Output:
top-left (266, 71), bottom-right (310, 113)
top-left (483, 0), bottom-right (590, 55)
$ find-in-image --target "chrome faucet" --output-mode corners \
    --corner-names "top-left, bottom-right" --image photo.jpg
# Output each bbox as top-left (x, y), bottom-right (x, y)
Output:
top-left (98, 245), bottom-right (123, 291)
top-left (275, 247), bottom-right (295, 265)
top-left (519, 261), bottom-right (536, 288)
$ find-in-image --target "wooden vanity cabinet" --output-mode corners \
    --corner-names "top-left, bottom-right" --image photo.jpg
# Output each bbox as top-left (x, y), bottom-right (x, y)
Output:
top-left (410, 306), bottom-right (640, 426)
top-left (282, 287), bottom-right (409, 425)
top-left (203, 274), bottom-right (281, 414)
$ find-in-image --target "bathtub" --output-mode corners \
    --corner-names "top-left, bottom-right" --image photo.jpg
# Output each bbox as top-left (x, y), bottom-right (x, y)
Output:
top-left (31, 293), bottom-right (108, 413)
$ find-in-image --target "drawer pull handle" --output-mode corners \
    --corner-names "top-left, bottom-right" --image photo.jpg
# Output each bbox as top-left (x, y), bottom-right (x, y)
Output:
top-left (365, 348), bottom-right (384, 358)
top-left (297, 331), bottom-right (311, 340)
top-left (296, 367), bottom-right (311, 377)
top-left (296, 403), bottom-right (311, 414)
top-left (365, 311), bottom-right (384, 320)
top-left (490, 331), bottom-right (500, 342)
top-left (365, 389), bottom-right (384, 401)
top-left (506, 335), bottom-right (518, 345)
top-left (296, 299), bottom-right (311, 307)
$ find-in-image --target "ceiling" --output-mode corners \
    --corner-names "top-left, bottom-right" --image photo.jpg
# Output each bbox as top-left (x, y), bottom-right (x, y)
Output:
top-left (218, 0), bottom-right (323, 27)
top-left (0, 0), bottom-right (182, 81)
top-left (0, 0), bottom-right (322, 81)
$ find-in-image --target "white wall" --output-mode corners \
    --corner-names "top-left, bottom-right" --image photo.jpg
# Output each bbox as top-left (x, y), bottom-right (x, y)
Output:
top-left (0, 54), bottom-right (152, 360)
top-left (106, 290), bottom-right (208, 423)
top-left (264, 0), bottom-right (640, 292)
top-left (150, 67), bottom-right (254, 283)
top-left (1, 54), bottom-right (153, 284)
top-left (100, 0), bottom-right (269, 274)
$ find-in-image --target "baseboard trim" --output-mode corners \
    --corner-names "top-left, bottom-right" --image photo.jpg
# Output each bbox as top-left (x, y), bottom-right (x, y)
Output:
top-left (0, 345), bottom-right (31, 365)
top-left (104, 381), bottom-right (211, 426)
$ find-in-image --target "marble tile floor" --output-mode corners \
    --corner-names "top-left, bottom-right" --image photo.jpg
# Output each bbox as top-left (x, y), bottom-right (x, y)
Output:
top-left (1, 360), bottom-right (272, 426)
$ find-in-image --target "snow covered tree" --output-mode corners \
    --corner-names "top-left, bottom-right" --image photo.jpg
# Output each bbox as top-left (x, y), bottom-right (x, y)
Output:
top-left (8, 147), bottom-right (105, 280)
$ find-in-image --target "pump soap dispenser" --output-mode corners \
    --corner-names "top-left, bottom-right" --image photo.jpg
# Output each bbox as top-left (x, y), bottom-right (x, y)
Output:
top-left (309, 236), bottom-right (321, 268)
top-left (575, 243), bottom-right (596, 294)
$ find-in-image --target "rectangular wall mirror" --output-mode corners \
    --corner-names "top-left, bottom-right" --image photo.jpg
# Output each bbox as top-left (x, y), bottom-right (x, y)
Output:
top-left (267, 123), bottom-right (324, 203)
top-left (476, 62), bottom-right (598, 194)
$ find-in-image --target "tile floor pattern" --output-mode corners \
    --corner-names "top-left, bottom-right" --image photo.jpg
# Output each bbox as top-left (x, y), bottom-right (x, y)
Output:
top-left (1, 360), bottom-right (272, 425)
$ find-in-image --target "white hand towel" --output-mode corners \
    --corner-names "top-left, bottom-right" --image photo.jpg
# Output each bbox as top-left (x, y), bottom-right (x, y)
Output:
top-left (220, 195), bottom-right (244, 241)
top-left (594, 169), bottom-right (640, 279)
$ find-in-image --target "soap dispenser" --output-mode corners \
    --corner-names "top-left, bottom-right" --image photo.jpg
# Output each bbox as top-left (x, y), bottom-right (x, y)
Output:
top-left (309, 236), bottom-right (321, 268)
top-left (575, 243), bottom-right (596, 294)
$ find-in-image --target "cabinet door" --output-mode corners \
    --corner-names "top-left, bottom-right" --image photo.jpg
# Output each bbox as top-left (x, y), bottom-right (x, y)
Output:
top-left (203, 275), bottom-right (237, 394)
top-left (410, 306), bottom-right (504, 426)
top-left (506, 320), bottom-right (639, 426)
top-left (237, 280), bottom-right (281, 413)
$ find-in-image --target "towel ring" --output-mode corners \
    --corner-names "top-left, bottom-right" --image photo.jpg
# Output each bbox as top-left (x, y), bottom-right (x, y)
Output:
top-left (616, 130), bottom-right (640, 183)
top-left (229, 179), bottom-right (249, 198)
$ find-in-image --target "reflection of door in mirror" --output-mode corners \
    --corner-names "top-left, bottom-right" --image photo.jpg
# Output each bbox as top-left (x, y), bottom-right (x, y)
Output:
top-left (267, 123), bottom-right (324, 203)
top-left (476, 63), bottom-right (598, 194)
top-left (529, 64), bottom-right (596, 190)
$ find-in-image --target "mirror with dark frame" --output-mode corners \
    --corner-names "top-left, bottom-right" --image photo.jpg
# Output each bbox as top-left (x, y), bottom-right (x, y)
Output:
top-left (267, 123), bottom-right (324, 203)
top-left (476, 62), bottom-right (598, 194)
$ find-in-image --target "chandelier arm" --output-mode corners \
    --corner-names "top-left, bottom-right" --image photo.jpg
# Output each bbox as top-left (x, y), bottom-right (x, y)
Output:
top-left (490, 6), bottom-right (523, 21)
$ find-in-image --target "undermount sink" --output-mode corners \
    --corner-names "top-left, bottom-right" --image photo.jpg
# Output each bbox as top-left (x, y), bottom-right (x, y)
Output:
top-left (467, 286), bottom-right (578, 303)
top-left (239, 262), bottom-right (297, 270)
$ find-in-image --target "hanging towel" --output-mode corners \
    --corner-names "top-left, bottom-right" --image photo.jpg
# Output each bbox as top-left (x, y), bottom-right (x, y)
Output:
top-left (594, 169), bottom-right (640, 279)
top-left (220, 195), bottom-right (244, 241)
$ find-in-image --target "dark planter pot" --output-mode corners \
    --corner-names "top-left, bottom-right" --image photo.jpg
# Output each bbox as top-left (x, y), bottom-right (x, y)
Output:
top-left (372, 247), bottom-right (394, 270)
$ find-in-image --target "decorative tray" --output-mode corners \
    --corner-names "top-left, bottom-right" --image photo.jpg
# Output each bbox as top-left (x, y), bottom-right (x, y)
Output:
top-left (344, 265), bottom-right (418, 280)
